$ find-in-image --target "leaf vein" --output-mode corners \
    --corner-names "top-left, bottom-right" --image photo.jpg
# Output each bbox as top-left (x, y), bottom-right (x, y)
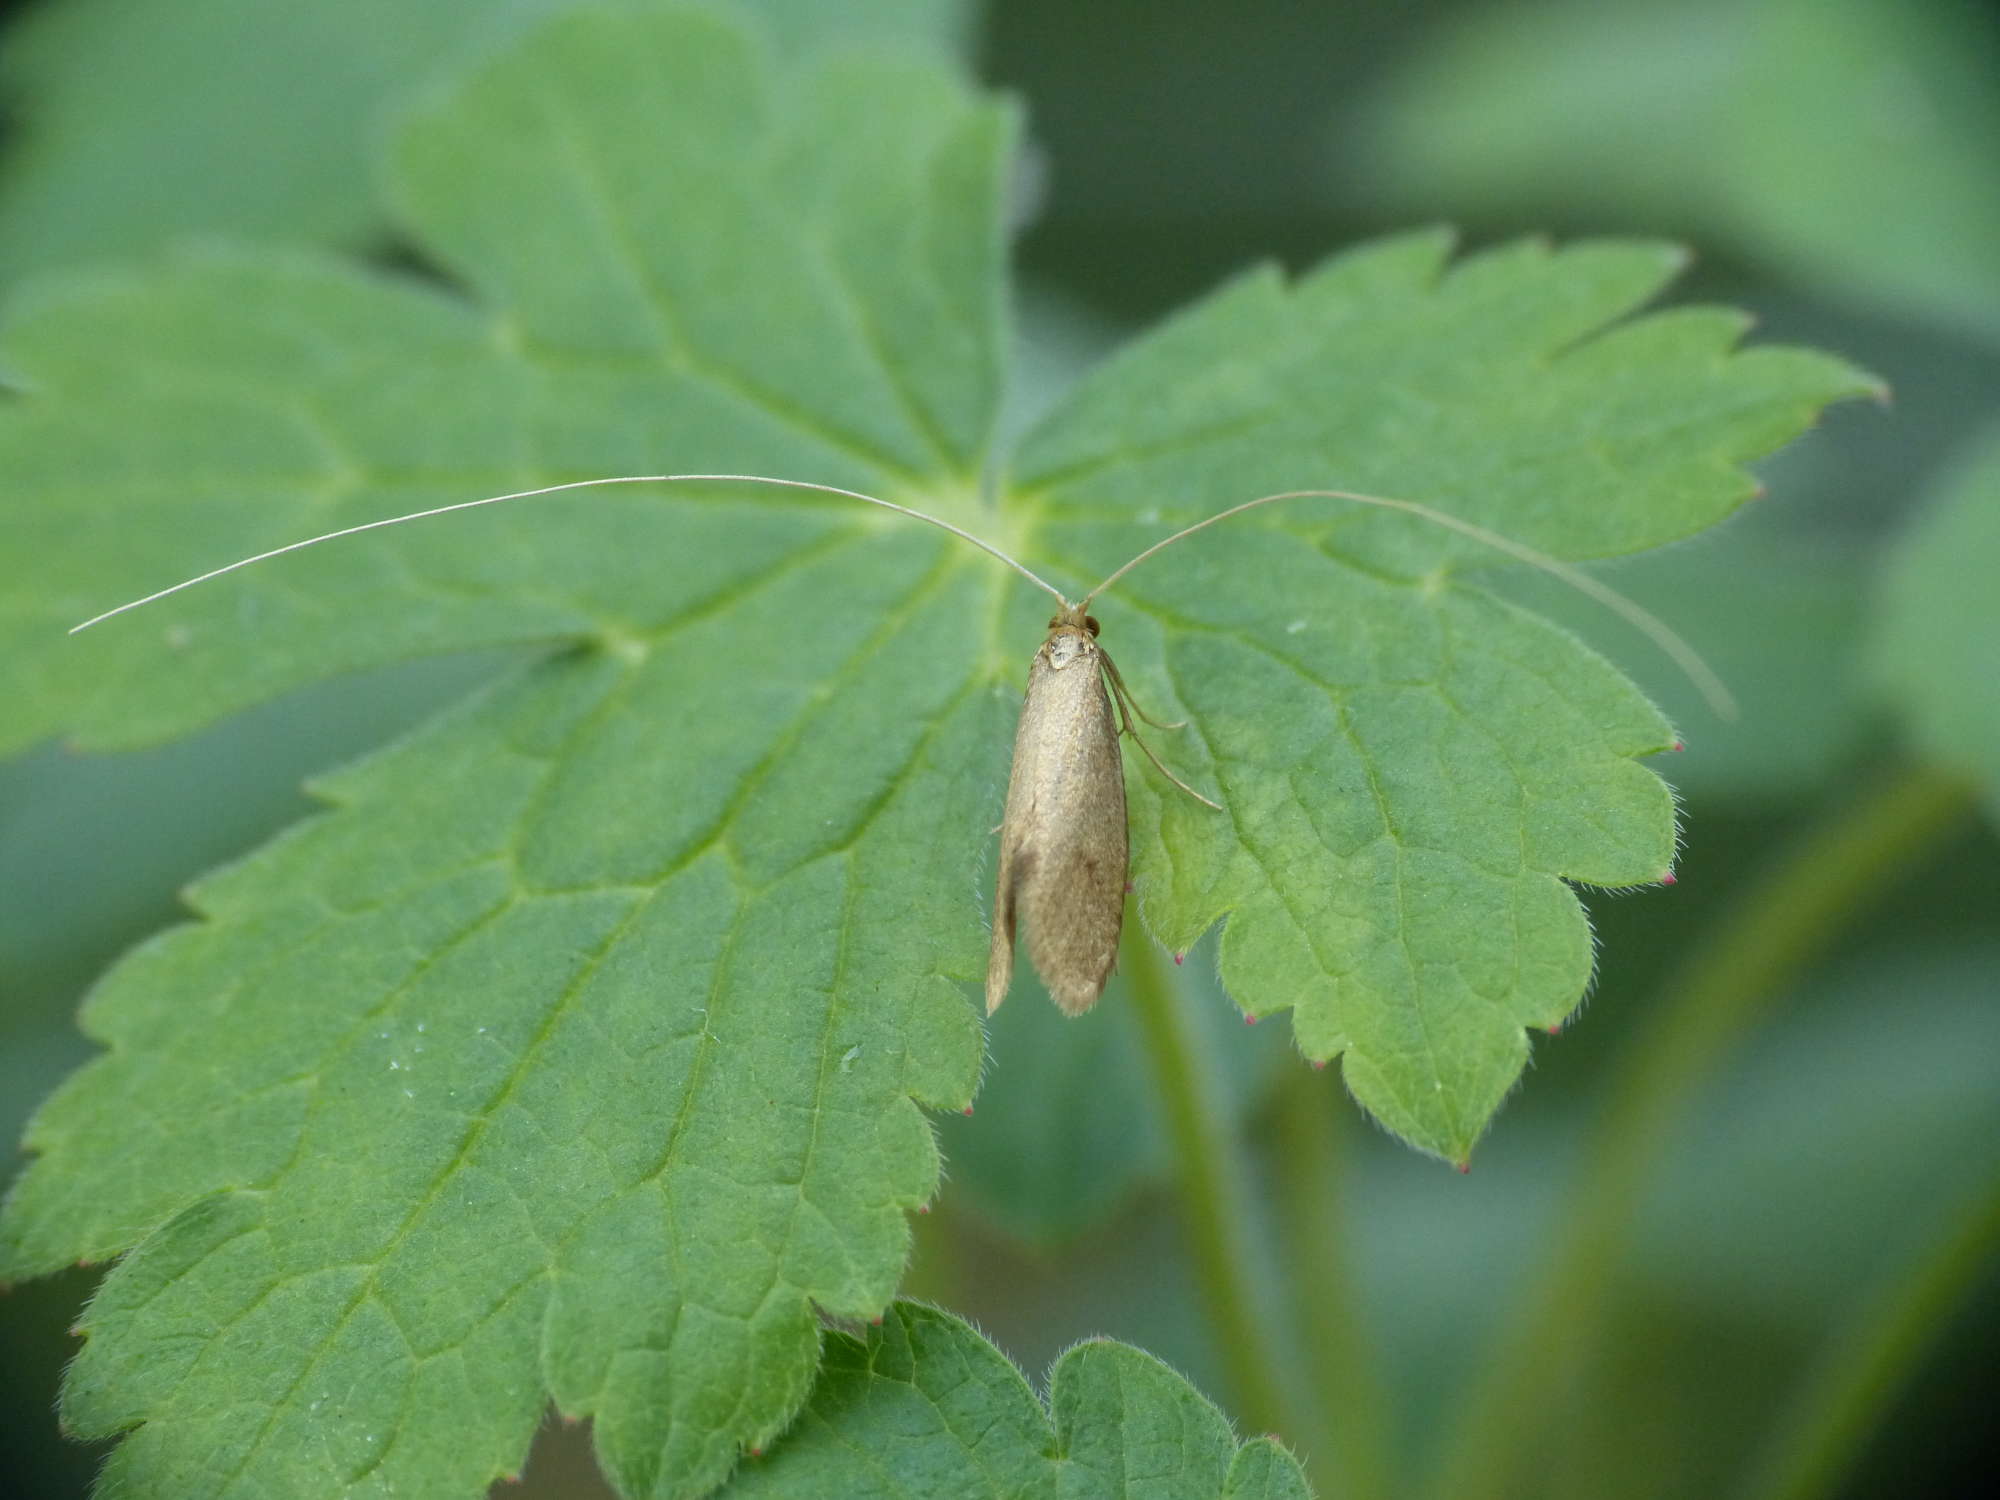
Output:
top-left (531, 81), bottom-right (925, 484)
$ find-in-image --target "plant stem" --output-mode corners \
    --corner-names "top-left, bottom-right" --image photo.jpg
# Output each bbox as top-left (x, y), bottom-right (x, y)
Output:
top-left (1124, 933), bottom-right (1296, 1443)
top-left (1425, 762), bottom-right (1978, 1500)
top-left (1737, 1174), bottom-right (2000, 1500)
top-left (1273, 1066), bottom-right (1397, 1500)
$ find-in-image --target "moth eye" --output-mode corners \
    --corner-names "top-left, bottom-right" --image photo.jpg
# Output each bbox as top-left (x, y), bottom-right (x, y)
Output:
top-left (1084, 615), bottom-right (1101, 637)
top-left (1046, 614), bottom-right (1062, 630)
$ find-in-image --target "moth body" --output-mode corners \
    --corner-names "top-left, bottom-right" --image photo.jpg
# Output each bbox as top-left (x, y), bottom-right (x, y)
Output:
top-left (985, 606), bottom-right (1128, 1017)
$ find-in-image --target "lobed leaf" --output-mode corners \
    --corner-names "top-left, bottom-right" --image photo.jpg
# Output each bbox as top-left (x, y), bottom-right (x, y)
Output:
top-left (1007, 231), bottom-right (1876, 1156)
top-left (721, 1302), bottom-right (1312, 1499)
top-left (0, 3), bottom-right (1874, 1495)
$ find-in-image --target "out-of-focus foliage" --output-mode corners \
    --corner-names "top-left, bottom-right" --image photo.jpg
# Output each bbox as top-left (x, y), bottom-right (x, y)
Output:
top-left (1873, 424), bottom-right (2000, 812)
top-left (1351, 0), bottom-right (2000, 342)
top-left (0, 0), bottom-right (976, 280)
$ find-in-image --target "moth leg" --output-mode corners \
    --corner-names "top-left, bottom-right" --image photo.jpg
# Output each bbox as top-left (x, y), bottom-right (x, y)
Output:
top-left (1099, 649), bottom-right (1186, 729)
top-left (1102, 659), bottom-right (1221, 811)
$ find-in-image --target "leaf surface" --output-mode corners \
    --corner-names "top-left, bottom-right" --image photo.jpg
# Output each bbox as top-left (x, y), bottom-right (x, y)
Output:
top-left (721, 1303), bottom-right (1312, 1499)
top-left (0, 4), bottom-right (1872, 1496)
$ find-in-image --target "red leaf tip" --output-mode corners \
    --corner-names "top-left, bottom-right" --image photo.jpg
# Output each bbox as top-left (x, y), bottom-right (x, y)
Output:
top-left (1660, 870), bottom-right (1678, 886)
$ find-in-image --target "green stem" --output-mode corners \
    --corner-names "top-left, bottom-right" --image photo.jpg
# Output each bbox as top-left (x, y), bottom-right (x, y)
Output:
top-left (1124, 933), bottom-right (1296, 1442)
top-left (1737, 1175), bottom-right (2000, 1500)
top-left (1426, 763), bottom-right (1977, 1500)
top-left (1273, 1066), bottom-right (1397, 1500)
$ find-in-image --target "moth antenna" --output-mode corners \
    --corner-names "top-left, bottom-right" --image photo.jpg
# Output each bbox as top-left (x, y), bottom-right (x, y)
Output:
top-left (68, 472), bottom-right (1069, 634)
top-left (1081, 487), bottom-right (1737, 721)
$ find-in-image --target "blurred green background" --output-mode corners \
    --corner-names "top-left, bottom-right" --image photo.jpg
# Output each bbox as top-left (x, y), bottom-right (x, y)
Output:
top-left (3, 1), bottom-right (1996, 1497)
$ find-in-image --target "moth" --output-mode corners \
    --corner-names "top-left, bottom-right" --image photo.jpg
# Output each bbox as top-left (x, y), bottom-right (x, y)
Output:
top-left (984, 598), bottom-right (1211, 1018)
top-left (75, 473), bottom-right (1726, 1018)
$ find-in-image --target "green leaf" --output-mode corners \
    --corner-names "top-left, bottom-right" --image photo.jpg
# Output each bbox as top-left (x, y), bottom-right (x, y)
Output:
top-left (1352, 0), bottom-right (2000, 343)
top-left (1007, 232), bottom-right (1875, 1157)
top-left (1872, 422), bottom-right (2000, 814)
top-left (0, 4), bottom-right (1872, 1495)
top-left (720, 1302), bottom-right (1312, 1499)
top-left (0, 0), bottom-right (977, 282)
